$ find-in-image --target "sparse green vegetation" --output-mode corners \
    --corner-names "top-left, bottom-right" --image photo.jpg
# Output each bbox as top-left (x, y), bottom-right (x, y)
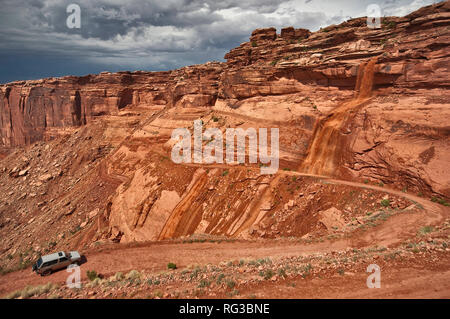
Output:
top-left (380, 199), bottom-right (390, 207)
top-left (300, 263), bottom-right (312, 278)
top-left (225, 278), bottom-right (236, 289)
top-left (260, 269), bottom-right (275, 280)
top-left (167, 262), bottom-right (177, 270)
top-left (190, 266), bottom-right (202, 280)
top-left (251, 41), bottom-right (257, 47)
top-left (278, 268), bottom-right (287, 278)
top-left (111, 272), bottom-right (124, 281)
top-left (230, 289), bottom-right (240, 297)
top-left (198, 279), bottom-right (210, 288)
top-left (87, 270), bottom-right (99, 281)
top-left (256, 257), bottom-right (272, 265)
top-left (418, 225), bottom-right (433, 235)
top-left (431, 197), bottom-right (449, 206)
top-left (4, 283), bottom-right (57, 299)
top-left (367, 211), bottom-right (391, 224)
top-left (216, 273), bottom-right (225, 284)
top-left (125, 270), bottom-right (141, 282)
top-left (70, 225), bottom-right (81, 235)
top-left (87, 277), bottom-right (102, 287)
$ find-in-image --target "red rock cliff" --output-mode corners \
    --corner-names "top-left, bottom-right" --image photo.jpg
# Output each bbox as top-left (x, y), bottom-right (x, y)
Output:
top-left (0, 1), bottom-right (449, 196)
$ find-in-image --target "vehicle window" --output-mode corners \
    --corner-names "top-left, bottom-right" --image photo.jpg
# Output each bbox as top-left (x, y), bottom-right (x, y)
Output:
top-left (36, 258), bottom-right (43, 268)
top-left (48, 259), bottom-right (58, 266)
top-left (42, 262), bottom-right (49, 267)
top-left (59, 257), bottom-right (68, 263)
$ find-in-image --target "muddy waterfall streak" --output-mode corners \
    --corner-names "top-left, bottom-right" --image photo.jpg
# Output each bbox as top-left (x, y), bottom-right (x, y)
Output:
top-left (300, 57), bottom-right (378, 176)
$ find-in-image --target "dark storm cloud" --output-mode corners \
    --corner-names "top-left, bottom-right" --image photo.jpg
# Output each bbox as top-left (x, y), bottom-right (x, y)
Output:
top-left (0, 0), bottom-right (439, 83)
top-left (1, 0), bottom-right (284, 41)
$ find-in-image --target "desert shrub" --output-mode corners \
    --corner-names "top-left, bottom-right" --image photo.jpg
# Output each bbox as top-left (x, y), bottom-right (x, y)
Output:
top-left (256, 257), bottom-right (272, 265)
top-left (110, 272), bottom-right (124, 282)
top-left (301, 263), bottom-right (312, 278)
top-left (278, 268), bottom-right (287, 278)
top-left (86, 270), bottom-right (99, 281)
top-left (216, 273), bottom-right (225, 284)
top-left (225, 278), bottom-right (236, 289)
top-left (87, 277), bottom-right (102, 287)
top-left (198, 279), bottom-right (210, 288)
top-left (263, 269), bottom-right (275, 280)
top-left (380, 199), bottom-right (390, 207)
top-left (419, 226), bottom-right (433, 235)
top-left (125, 270), bottom-right (141, 281)
top-left (167, 263), bottom-right (177, 270)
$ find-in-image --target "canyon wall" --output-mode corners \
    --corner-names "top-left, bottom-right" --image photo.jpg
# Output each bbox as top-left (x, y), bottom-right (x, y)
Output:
top-left (0, 64), bottom-right (223, 148)
top-left (0, 2), bottom-right (449, 197)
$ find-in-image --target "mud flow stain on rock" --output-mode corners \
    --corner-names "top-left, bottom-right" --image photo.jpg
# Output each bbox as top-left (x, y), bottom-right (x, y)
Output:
top-left (301, 57), bottom-right (378, 176)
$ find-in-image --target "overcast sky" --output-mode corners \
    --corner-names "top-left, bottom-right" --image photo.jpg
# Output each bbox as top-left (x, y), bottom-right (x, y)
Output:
top-left (0, 0), bottom-right (440, 83)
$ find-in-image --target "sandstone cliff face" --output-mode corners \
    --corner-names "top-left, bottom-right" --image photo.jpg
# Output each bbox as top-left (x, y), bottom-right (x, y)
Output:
top-left (0, 63), bottom-right (223, 149)
top-left (222, 1), bottom-right (449, 197)
top-left (0, 1), bottom-right (448, 250)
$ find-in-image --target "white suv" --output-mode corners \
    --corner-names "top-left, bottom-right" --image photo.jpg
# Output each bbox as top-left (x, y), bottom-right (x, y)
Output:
top-left (32, 251), bottom-right (81, 276)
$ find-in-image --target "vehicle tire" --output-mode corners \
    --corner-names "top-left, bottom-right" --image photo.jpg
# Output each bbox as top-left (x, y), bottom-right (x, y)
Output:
top-left (42, 269), bottom-right (52, 276)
